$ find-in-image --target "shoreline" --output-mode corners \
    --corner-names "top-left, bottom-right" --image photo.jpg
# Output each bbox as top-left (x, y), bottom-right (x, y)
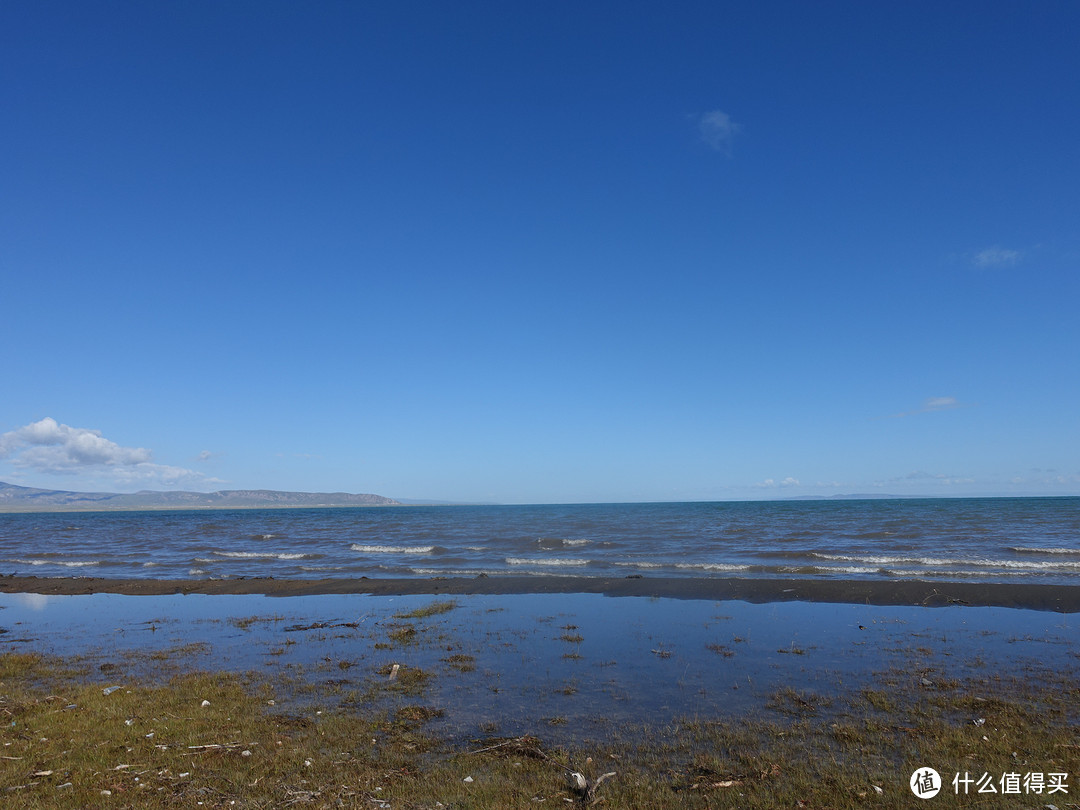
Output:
top-left (3, 573), bottom-right (1079, 611)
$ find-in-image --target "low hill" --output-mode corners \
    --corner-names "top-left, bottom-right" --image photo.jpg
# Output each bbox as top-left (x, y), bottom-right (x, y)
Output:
top-left (0, 481), bottom-right (399, 511)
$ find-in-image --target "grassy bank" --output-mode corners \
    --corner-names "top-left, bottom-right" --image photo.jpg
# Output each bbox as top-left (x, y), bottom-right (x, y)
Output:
top-left (3, 649), bottom-right (1078, 809)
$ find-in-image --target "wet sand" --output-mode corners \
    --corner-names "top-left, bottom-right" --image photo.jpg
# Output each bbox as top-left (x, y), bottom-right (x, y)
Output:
top-left (2, 573), bottom-right (1080, 611)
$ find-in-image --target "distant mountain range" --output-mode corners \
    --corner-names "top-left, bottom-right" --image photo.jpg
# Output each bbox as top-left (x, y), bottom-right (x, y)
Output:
top-left (0, 481), bottom-right (399, 511)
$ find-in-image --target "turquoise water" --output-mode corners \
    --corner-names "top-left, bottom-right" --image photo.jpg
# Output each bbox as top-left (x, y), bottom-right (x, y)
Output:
top-left (1, 497), bottom-right (1078, 584)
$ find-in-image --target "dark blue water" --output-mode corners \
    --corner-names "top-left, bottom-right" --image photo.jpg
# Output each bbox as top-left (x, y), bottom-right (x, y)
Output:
top-left (1, 497), bottom-right (1078, 584)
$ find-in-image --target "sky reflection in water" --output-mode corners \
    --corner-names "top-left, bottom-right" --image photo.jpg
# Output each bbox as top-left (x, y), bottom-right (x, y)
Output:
top-left (1, 592), bottom-right (1075, 742)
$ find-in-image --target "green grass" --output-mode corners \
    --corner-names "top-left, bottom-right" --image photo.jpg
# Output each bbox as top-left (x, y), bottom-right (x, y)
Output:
top-left (2, 651), bottom-right (1079, 809)
top-left (392, 600), bottom-right (459, 620)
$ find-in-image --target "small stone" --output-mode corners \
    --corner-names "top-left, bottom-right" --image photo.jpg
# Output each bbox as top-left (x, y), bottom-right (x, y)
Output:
top-left (200, 700), bottom-right (211, 707)
top-left (463, 775), bottom-right (474, 783)
top-left (241, 750), bottom-right (252, 757)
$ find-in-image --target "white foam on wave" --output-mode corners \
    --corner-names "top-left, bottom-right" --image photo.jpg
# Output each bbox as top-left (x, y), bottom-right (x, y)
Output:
top-left (778, 564), bottom-right (881, 576)
top-left (674, 562), bottom-right (752, 572)
top-left (350, 544), bottom-right (435, 554)
top-left (1009, 546), bottom-right (1080, 555)
top-left (9, 558), bottom-right (100, 568)
top-left (536, 537), bottom-right (591, 547)
top-left (211, 551), bottom-right (313, 560)
top-left (506, 557), bottom-right (589, 567)
top-left (811, 552), bottom-right (1080, 570)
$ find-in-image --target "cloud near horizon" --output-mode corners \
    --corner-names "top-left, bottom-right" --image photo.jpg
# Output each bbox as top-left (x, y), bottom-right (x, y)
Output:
top-left (0, 417), bottom-right (221, 490)
top-left (754, 476), bottom-right (800, 488)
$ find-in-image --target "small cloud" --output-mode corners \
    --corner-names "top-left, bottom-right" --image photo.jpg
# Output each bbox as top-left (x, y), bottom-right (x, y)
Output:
top-left (889, 470), bottom-right (974, 486)
top-left (890, 396), bottom-right (965, 418)
top-left (973, 246), bottom-right (1021, 267)
top-left (197, 450), bottom-right (215, 462)
top-left (753, 476), bottom-right (800, 488)
top-left (0, 417), bottom-right (220, 490)
top-left (698, 109), bottom-right (740, 155)
top-left (922, 396), bottom-right (958, 411)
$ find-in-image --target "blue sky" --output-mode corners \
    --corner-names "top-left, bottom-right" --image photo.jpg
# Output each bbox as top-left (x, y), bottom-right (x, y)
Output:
top-left (2, 1), bottom-right (1078, 503)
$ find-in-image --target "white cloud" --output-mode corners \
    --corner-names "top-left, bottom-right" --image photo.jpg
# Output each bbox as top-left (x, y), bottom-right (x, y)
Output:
top-left (753, 476), bottom-right (800, 488)
top-left (0, 417), bottom-right (221, 490)
top-left (922, 396), bottom-right (958, 411)
top-left (698, 109), bottom-right (740, 155)
top-left (887, 471), bottom-right (975, 486)
top-left (973, 246), bottom-right (1021, 267)
top-left (890, 396), bottom-right (964, 418)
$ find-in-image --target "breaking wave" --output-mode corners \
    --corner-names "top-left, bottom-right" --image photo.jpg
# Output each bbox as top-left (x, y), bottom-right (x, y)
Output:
top-left (211, 551), bottom-right (315, 560)
top-left (350, 544), bottom-right (436, 554)
top-left (506, 557), bottom-right (590, 567)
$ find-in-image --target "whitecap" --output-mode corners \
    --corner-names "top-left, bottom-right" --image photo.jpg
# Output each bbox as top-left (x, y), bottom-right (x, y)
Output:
top-left (810, 552), bottom-right (1080, 570)
top-left (211, 551), bottom-right (314, 560)
top-left (1009, 546), bottom-right (1080, 556)
top-left (673, 562), bottom-right (752, 572)
top-left (350, 544), bottom-right (435, 554)
top-left (505, 557), bottom-right (589, 567)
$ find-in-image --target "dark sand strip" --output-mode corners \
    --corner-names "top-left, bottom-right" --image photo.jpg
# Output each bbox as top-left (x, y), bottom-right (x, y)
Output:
top-left (2, 574), bottom-right (1079, 611)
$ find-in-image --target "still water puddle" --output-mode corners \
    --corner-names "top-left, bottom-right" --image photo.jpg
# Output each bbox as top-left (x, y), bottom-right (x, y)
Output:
top-left (2, 591), bottom-right (1075, 742)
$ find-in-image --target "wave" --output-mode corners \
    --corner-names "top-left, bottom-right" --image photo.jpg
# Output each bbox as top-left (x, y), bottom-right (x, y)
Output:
top-left (8, 558), bottom-right (100, 568)
top-left (506, 557), bottom-right (590, 567)
top-left (674, 562), bottom-right (753, 572)
top-left (210, 551), bottom-right (316, 560)
top-left (350, 544), bottom-right (436, 554)
top-left (1009, 546), bottom-right (1080, 556)
top-left (809, 552), bottom-right (1080, 570)
top-left (536, 537), bottom-right (590, 549)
